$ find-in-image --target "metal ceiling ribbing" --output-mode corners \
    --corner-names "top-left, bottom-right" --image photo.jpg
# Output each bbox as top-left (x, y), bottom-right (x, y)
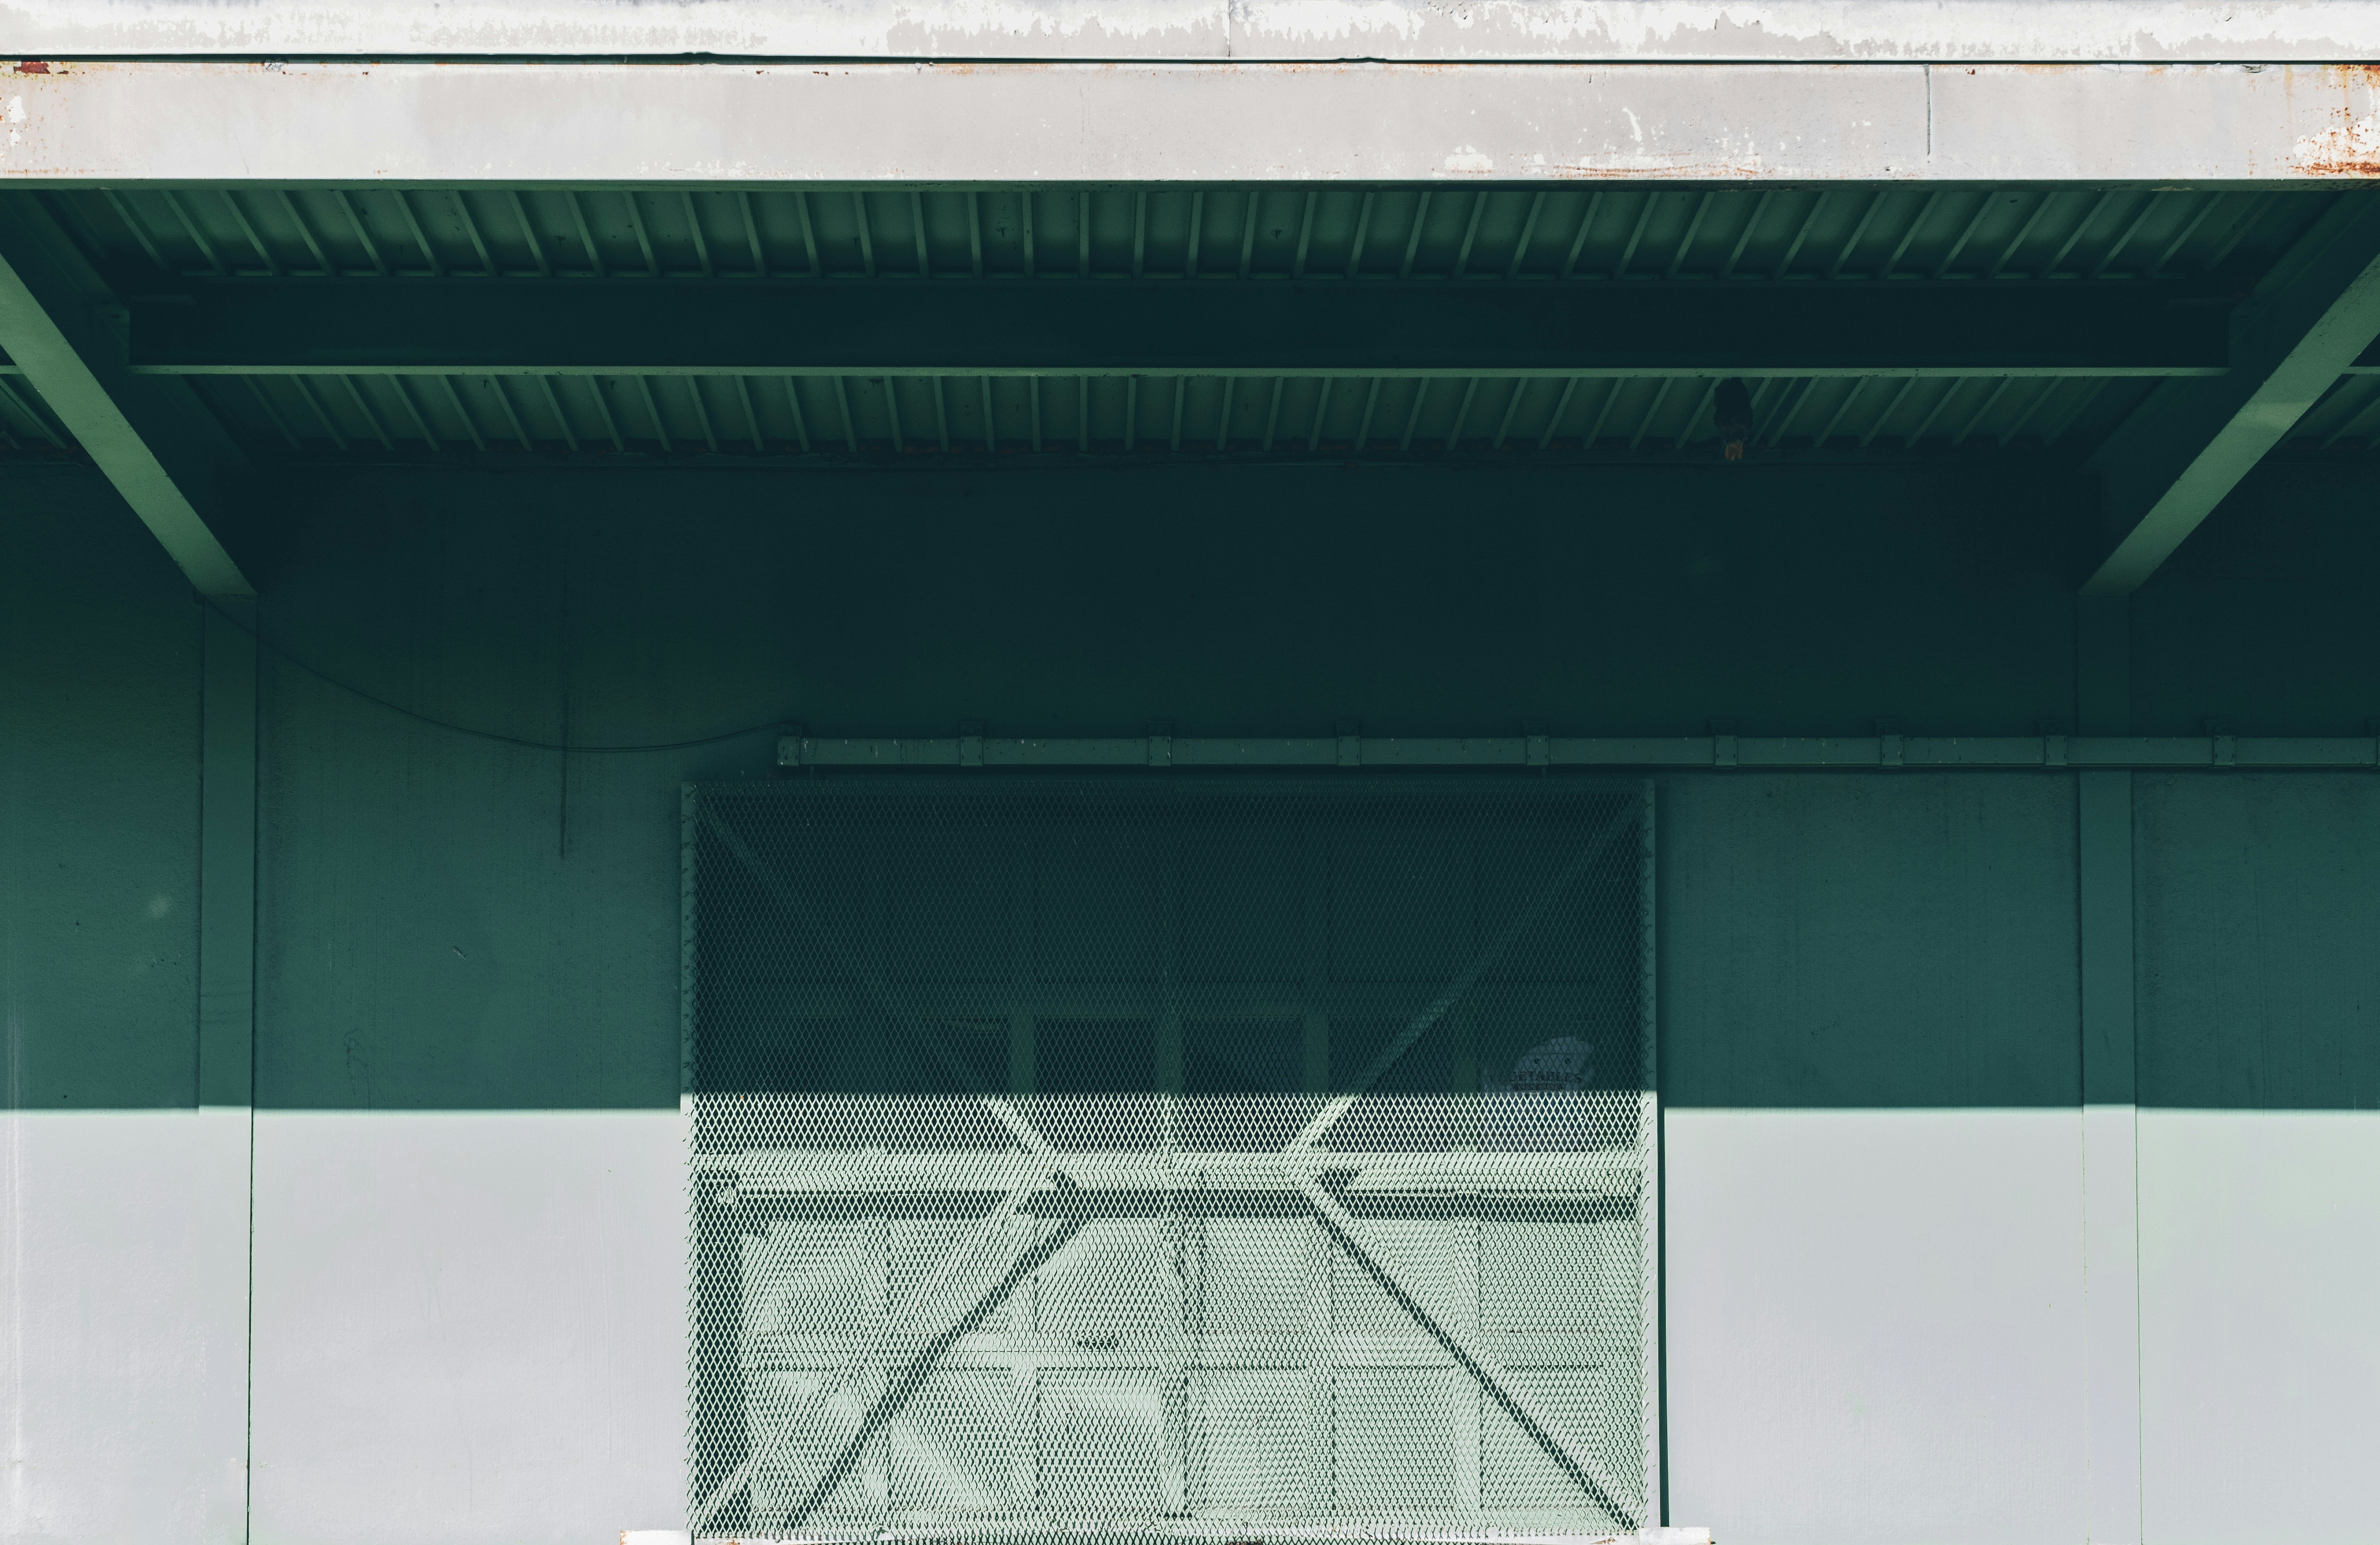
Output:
top-left (5, 184), bottom-right (2365, 463)
top-left (190, 368), bottom-right (2144, 464)
top-left (68, 185), bottom-right (2300, 286)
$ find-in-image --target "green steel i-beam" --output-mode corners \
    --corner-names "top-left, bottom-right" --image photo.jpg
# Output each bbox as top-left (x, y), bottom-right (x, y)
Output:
top-left (0, 196), bottom-right (253, 596)
top-left (2084, 194), bottom-right (2380, 595)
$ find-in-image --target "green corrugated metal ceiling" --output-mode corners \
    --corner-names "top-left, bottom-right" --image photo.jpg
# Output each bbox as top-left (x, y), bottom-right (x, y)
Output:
top-left (83, 184), bottom-right (2286, 283)
top-left (10, 184), bottom-right (2380, 463)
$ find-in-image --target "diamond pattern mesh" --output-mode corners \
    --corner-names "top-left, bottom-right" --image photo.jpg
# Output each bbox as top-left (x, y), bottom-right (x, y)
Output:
top-left (685, 777), bottom-right (1656, 1541)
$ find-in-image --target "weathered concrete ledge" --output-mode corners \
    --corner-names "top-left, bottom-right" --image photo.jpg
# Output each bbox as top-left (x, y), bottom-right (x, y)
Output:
top-left (6, 0), bottom-right (2380, 63)
top-left (5, 58), bottom-right (2380, 184)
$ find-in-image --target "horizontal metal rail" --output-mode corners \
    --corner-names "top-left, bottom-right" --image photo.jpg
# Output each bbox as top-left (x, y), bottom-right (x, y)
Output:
top-left (704, 1149), bottom-right (1645, 1195)
top-left (691, 984), bottom-right (1612, 1019)
top-left (781, 733), bottom-right (2380, 772)
top-left (747, 1524), bottom-right (1708, 1545)
top-left (751, 1334), bottom-right (1627, 1367)
top-left (752, 1326), bottom-right (1635, 1370)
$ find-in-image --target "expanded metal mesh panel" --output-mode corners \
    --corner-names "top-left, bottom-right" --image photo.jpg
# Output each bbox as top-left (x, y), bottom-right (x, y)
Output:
top-left (685, 777), bottom-right (1656, 1543)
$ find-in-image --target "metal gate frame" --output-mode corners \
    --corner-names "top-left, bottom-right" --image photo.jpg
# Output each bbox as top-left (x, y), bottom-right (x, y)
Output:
top-left (683, 777), bottom-right (1660, 1542)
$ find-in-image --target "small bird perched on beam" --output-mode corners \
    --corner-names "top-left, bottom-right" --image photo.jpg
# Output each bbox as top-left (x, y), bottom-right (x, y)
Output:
top-left (1714, 378), bottom-right (1754, 461)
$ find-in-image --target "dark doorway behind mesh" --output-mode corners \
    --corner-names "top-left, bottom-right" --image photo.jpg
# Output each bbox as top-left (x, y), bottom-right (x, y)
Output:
top-left (685, 777), bottom-right (1656, 1541)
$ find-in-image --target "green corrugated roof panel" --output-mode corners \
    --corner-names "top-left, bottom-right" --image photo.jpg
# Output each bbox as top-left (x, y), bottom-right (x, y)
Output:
top-left (188, 366), bottom-right (2158, 462)
top-left (12, 184), bottom-right (2376, 464)
top-left (60, 184), bottom-right (2321, 285)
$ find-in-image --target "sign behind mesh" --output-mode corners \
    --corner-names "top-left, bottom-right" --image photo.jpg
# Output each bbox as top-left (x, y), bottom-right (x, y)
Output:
top-left (685, 777), bottom-right (1656, 1541)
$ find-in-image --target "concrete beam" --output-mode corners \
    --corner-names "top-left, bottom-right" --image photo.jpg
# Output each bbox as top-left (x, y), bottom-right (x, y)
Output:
top-left (5, 59), bottom-right (2380, 185)
top-left (123, 276), bottom-right (2232, 379)
top-left (0, 196), bottom-right (252, 595)
top-left (2082, 195), bottom-right (2380, 595)
top-left (6, 0), bottom-right (2380, 61)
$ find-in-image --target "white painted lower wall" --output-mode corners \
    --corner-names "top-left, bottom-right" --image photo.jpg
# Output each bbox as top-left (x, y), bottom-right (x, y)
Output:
top-left (2138, 1110), bottom-right (2380, 1541)
top-left (0, 1110), bottom-right (250, 1545)
top-left (10, 1107), bottom-right (2379, 1545)
top-left (1662, 1108), bottom-right (2089, 1545)
top-left (247, 1111), bottom-right (687, 1545)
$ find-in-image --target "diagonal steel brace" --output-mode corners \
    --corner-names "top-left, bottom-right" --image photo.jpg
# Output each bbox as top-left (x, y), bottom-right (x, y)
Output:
top-left (1291, 793), bottom-right (1646, 1152)
top-left (1297, 1176), bottom-right (1640, 1529)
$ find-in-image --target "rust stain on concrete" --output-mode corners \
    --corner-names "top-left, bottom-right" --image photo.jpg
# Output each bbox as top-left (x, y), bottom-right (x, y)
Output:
top-left (2290, 66), bottom-right (2380, 178)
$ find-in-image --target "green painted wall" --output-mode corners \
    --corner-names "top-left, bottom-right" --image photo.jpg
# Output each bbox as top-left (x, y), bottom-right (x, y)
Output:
top-left (2133, 462), bottom-right (2380, 738)
top-left (6, 453), bottom-right (2377, 1545)
top-left (1, 476), bottom-right (201, 1109)
top-left (10, 453), bottom-right (2376, 1116)
top-left (252, 459), bottom-right (2083, 748)
top-left (2137, 773), bottom-right (2380, 1109)
top-left (1660, 772), bottom-right (2081, 1108)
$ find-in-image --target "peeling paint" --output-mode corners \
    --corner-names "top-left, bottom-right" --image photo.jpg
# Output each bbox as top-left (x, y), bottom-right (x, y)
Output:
top-left (1231, 0), bottom-right (2380, 63)
top-left (2, 0), bottom-right (2380, 61)
top-left (2291, 62), bottom-right (2380, 177)
top-left (2293, 117), bottom-right (2380, 177)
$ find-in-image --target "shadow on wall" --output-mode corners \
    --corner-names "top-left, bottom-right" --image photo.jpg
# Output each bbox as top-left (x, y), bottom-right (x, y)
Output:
top-left (7, 461), bottom-right (2377, 1113)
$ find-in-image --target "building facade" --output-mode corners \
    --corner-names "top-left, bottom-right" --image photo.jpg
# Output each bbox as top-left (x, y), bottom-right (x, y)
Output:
top-left (4, 7), bottom-right (2379, 1544)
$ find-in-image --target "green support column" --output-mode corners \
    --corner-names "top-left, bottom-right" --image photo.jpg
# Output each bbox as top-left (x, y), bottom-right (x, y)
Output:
top-left (2076, 594), bottom-right (2140, 1545)
top-left (200, 599), bottom-right (257, 1109)
top-left (199, 597), bottom-right (258, 1543)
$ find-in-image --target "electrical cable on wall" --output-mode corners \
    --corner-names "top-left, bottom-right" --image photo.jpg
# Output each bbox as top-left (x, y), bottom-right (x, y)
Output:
top-left (199, 593), bottom-right (792, 754)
